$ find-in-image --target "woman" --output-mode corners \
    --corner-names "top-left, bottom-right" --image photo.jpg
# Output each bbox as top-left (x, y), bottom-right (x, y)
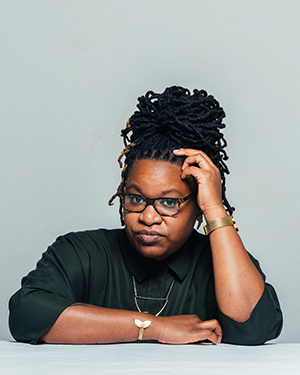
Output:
top-left (9, 86), bottom-right (282, 345)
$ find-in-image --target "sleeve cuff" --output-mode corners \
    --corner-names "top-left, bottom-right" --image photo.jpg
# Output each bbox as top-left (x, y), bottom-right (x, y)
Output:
top-left (216, 284), bottom-right (283, 345)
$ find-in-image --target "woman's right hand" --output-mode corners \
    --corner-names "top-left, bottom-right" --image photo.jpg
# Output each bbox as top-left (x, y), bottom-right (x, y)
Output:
top-left (150, 315), bottom-right (222, 345)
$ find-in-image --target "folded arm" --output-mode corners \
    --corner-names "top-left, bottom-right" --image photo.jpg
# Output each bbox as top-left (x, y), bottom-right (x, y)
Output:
top-left (40, 303), bottom-right (222, 345)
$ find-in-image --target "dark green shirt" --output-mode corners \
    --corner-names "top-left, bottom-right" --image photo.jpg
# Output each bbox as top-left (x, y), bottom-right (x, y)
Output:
top-left (9, 228), bottom-right (282, 345)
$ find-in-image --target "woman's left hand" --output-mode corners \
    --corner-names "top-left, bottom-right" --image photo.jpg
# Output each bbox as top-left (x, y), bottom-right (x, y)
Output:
top-left (174, 149), bottom-right (265, 324)
top-left (173, 149), bottom-right (224, 218)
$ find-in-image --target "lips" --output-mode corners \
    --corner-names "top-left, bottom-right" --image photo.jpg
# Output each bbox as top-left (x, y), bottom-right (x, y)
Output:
top-left (137, 230), bottom-right (164, 244)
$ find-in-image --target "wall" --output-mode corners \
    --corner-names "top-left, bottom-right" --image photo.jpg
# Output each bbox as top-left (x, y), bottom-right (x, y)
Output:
top-left (1, 0), bottom-right (299, 342)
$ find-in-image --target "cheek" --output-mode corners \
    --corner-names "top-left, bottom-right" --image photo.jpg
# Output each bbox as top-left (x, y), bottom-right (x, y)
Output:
top-left (124, 213), bottom-right (133, 229)
top-left (182, 201), bottom-right (200, 222)
top-left (124, 213), bottom-right (140, 236)
top-left (169, 210), bottom-right (198, 236)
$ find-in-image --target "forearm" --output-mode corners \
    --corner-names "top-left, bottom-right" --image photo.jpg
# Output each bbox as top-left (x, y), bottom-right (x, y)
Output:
top-left (39, 304), bottom-right (222, 345)
top-left (172, 148), bottom-right (267, 324)
top-left (206, 207), bottom-right (265, 322)
top-left (39, 304), bottom-right (154, 344)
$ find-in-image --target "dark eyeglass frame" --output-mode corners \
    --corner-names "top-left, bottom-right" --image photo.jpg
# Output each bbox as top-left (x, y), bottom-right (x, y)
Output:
top-left (118, 192), bottom-right (194, 217)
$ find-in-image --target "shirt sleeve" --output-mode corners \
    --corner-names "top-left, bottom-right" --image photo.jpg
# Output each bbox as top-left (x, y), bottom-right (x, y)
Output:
top-left (9, 234), bottom-right (92, 344)
top-left (216, 254), bottom-right (283, 345)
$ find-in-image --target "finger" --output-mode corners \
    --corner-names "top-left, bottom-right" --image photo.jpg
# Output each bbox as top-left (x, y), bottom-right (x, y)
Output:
top-left (195, 329), bottom-right (220, 345)
top-left (199, 319), bottom-right (223, 340)
top-left (181, 165), bottom-right (206, 181)
top-left (181, 154), bottom-right (213, 172)
top-left (173, 148), bottom-right (211, 161)
top-left (198, 319), bottom-right (223, 343)
top-left (214, 326), bottom-right (222, 344)
top-left (181, 166), bottom-right (221, 193)
top-left (173, 148), bottom-right (208, 157)
top-left (174, 149), bottom-right (218, 172)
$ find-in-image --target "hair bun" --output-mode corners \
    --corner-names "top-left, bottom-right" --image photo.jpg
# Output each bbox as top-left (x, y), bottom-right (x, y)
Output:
top-left (110, 86), bottom-right (234, 221)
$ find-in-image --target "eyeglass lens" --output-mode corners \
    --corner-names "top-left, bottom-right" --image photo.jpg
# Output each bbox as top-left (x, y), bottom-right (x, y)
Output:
top-left (123, 195), bottom-right (179, 215)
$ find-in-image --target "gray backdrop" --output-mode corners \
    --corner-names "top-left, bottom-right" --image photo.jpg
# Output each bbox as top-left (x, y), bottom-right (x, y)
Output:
top-left (1, 0), bottom-right (299, 342)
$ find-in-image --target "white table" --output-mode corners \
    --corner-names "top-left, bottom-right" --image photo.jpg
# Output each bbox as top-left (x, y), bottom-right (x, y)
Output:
top-left (0, 341), bottom-right (299, 375)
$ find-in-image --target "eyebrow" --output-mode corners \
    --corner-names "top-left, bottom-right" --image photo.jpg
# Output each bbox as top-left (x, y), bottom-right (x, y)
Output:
top-left (125, 183), bottom-right (183, 196)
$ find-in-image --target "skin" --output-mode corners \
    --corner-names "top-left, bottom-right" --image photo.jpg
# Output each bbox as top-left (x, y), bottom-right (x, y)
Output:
top-left (173, 149), bottom-right (265, 321)
top-left (40, 149), bottom-right (265, 345)
top-left (123, 159), bottom-right (200, 261)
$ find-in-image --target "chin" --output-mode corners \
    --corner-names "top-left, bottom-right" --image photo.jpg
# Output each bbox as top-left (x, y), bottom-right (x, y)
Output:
top-left (136, 245), bottom-right (173, 261)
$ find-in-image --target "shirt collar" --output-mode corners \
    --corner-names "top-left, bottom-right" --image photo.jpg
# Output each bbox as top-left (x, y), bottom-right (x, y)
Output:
top-left (120, 229), bottom-right (208, 283)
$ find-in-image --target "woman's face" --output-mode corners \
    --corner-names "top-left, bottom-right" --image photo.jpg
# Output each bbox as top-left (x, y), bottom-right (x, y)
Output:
top-left (124, 159), bottom-right (200, 261)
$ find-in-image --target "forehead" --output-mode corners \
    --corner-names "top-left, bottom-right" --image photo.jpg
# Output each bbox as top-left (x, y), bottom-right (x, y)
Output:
top-left (125, 159), bottom-right (194, 197)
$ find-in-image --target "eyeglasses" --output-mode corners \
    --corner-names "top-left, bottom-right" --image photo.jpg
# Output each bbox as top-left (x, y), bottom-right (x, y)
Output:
top-left (118, 192), bottom-right (194, 217)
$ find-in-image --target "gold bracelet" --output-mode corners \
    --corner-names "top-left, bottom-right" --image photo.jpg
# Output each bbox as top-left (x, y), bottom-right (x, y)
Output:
top-left (134, 319), bottom-right (151, 341)
top-left (204, 215), bottom-right (238, 235)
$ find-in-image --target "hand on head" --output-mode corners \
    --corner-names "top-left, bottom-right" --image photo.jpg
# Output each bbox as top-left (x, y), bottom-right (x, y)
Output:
top-left (173, 149), bottom-right (225, 219)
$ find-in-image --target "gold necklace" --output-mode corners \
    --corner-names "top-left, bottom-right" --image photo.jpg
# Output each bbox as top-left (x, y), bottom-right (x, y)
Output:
top-left (132, 275), bottom-right (175, 316)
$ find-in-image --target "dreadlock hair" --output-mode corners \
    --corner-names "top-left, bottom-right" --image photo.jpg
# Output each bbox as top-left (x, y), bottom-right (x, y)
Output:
top-left (109, 85), bottom-right (234, 226)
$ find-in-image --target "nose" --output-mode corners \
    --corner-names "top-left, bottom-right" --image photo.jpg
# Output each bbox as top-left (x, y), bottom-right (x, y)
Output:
top-left (138, 204), bottom-right (162, 226)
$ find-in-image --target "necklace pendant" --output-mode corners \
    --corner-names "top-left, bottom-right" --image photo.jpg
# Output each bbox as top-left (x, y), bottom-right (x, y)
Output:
top-left (132, 276), bottom-right (175, 317)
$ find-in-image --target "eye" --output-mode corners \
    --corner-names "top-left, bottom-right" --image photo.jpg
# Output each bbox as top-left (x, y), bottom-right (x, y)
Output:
top-left (160, 198), bottom-right (178, 208)
top-left (129, 195), bottom-right (145, 205)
